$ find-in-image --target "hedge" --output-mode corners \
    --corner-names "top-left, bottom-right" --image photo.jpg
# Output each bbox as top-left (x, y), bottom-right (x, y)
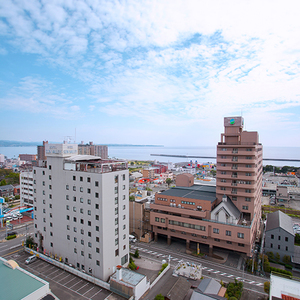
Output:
top-left (270, 268), bottom-right (292, 276)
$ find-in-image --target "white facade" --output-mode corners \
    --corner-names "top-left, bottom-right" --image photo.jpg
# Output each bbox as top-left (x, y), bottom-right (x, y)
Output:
top-left (20, 170), bottom-right (34, 206)
top-left (33, 143), bottom-right (129, 281)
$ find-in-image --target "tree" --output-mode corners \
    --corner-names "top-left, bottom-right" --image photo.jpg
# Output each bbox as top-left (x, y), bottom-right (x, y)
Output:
top-left (0, 179), bottom-right (7, 186)
top-left (225, 279), bottom-right (243, 300)
top-left (295, 233), bottom-right (300, 245)
top-left (166, 178), bottom-right (172, 187)
top-left (275, 252), bottom-right (280, 262)
top-left (264, 281), bottom-right (270, 294)
top-left (26, 236), bottom-right (35, 248)
top-left (134, 249), bottom-right (139, 258)
top-left (283, 255), bottom-right (291, 264)
top-left (267, 251), bottom-right (274, 260)
top-left (155, 294), bottom-right (164, 300)
top-left (129, 195), bottom-right (135, 202)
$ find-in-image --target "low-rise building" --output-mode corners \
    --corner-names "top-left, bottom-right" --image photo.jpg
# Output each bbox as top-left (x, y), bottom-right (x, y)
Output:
top-left (265, 210), bottom-right (294, 260)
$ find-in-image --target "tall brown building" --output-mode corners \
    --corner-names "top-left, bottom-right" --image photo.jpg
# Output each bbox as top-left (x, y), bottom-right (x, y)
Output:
top-left (78, 142), bottom-right (108, 159)
top-left (150, 117), bottom-right (262, 257)
top-left (37, 141), bottom-right (48, 161)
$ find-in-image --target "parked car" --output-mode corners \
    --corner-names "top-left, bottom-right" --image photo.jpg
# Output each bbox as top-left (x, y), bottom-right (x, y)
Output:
top-left (11, 214), bottom-right (18, 220)
top-left (7, 231), bottom-right (17, 237)
top-left (25, 255), bottom-right (37, 264)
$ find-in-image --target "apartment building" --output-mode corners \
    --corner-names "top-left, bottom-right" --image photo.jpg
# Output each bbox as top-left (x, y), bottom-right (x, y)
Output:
top-left (19, 154), bottom-right (37, 162)
top-left (33, 143), bottom-right (129, 281)
top-left (150, 117), bottom-right (262, 257)
top-left (20, 170), bottom-right (34, 206)
top-left (37, 141), bottom-right (48, 161)
top-left (78, 141), bottom-right (108, 159)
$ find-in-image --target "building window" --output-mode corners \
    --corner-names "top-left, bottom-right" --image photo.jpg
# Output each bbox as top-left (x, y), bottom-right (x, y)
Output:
top-left (115, 238), bottom-right (118, 245)
top-left (49, 204), bottom-right (52, 208)
top-left (67, 235), bottom-right (70, 240)
top-left (80, 176), bottom-right (83, 182)
top-left (95, 181), bottom-right (99, 187)
top-left (73, 217), bottom-right (77, 222)
top-left (73, 176), bottom-right (76, 181)
top-left (286, 246), bottom-right (288, 251)
top-left (123, 195), bottom-right (125, 200)
top-left (42, 181), bottom-right (45, 186)
top-left (161, 218), bottom-right (165, 223)
top-left (80, 208), bottom-right (83, 214)
top-left (80, 187), bottom-right (83, 192)
top-left (50, 242), bottom-right (53, 247)
top-left (245, 189), bottom-right (251, 193)
top-left (81, 240), bottom-right (84, 245)
top-left (87, 188), bottom-right (91, 194)
top-left (278, 236), bottom-right (281, 240)
top-left (115, 218), bottom-right (118, 225)
top-left (221, 187), bottom-right (226, 190)
top-left (271, 243), bottom-right (273, 248)
top-left (87, 199), bottom-right (91, 204)
top-left (87, 177), bottom-right (91, 183)
top-left (242, 205), bottom-right (248, 210)
top-left (123, 185), bottom-right (125, 190)
top-left (74, 237), bottom-right (77, 242)
top-left (88, 221), bottom-right (91, 226)
top-left (88, 231), bottom-right (91, 237)
top-left (88, 210), bottom-right (91, 215)
top-left (238, 243), bottom-right (244, 247)
top-left (123, 245), bottom-right (126, 250)
top-left (49, 194), bottom-right (52, 199)
top-left (80, 198), bottom-right (83, 203)
top-left (96, 260), bottom-right (100, 266)
top-left (66, 205), bottom-right (69, 210)
top-left (50, 232), bottom-right (53, 236)
top-left (96, 237), bottom-right (99, 242)
top-left (155, 217), bottom-right (159, 222)
top-left (81, 251), bottom-right (84, 256)
top-left (245, 197), bottom-right (251, 202)
top-left (73, 186), bottom-right (76, 191)
top-left (74, 227), bottom-right (77, 232)
top-left (50, 213), bottom-right (52, 218)
top-left (42, 190), bottom-right (45, 195)
top-left (95, 192), bottom-right (99, 198)
top-left (73, 207), bottom-right (76, 212)
top-left (123, 215), bottom-right (126, 220)
top-left (66, 195), bottom-right (69, 200)
top-left (114, 187), bottom-right (118, 194)
top-left (115, 175), bottom-right (118, 183)
top-left (213, 228), bottom-right (219, 234)
top-left (96, 215), bottom-right (99, 220)
top-left (123, 224), bottom-right (126, 230)
top-left (80, 219), bottom-right (84, 224)
top-left (226, 230), bottom-right (231, 236)
top-left (88, 254), bottom-right (92, 259)
top-left (278, 245), bottom-right (280, 250)
top-left (271, 234), bottom-right (274, 239)
top-left (81, 229), bottom-right (84, 234)
top-left (237, 233), bottom-right (244, 239)
top-left (227, 241), bottom-right (232, 244)
top-left (49, 185), bottom-right (52, 189)
top-left (67, 225), bottom-right (70, 230)
top-left (285, 237), bottom-right (288, 242)
top-left (74, 248), bottom-right (77, 253)
top-left (214, 238), bottom-right (220, 242)
top-left (232, 196), bottom-right (237, 201)
top-left (123, 205), bottom-right (125, 210)
top-left (121, 254), bottom-right (128, 265)
top-left (95, 204), bottom-right (99, 209)
top-left (115, 197), bottom-right (118, 204)
top-left (96, 226), bottom-right (99, 231)
top-left (123, 234), bottom-right (126, 240)
top-left (73, 196), bottom-right (76, 202)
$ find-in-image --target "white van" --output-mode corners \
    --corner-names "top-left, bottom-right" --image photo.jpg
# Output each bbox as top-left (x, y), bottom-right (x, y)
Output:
top-left (25, 255), bottom-right (37, 264)
top-left (129, 235), bottom-right (137, 243)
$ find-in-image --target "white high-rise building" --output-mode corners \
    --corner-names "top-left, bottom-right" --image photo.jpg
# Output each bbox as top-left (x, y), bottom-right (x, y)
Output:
top-left (33, 143), bottom-right (129, 281)
top-left (20, 170), bottom-right (34, 206)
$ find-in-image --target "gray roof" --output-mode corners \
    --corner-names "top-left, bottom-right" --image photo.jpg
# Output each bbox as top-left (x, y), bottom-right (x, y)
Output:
top-left (266, 210), bottom-right (294, 236)
top-left (198, 278), bottom-right (221, 294)
top-left (0, 185), bottom-right (14, 191)
top-left (159, 185), bottom-right (216, 202)
top-left (213, 196), bottom-right (241, 220)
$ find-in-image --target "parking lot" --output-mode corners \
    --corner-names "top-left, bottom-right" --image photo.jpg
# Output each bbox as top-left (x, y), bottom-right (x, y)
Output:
top-left (6, 249), bottom-right (125, 300)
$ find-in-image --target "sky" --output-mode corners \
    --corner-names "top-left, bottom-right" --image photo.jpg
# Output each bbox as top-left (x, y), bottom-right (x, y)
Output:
top-left (0, 0), bottom-right (300, 147)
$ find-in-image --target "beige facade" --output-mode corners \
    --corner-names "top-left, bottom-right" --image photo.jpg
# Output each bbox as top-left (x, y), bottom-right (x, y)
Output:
top-left (142, 168), bottom-right (155, 179)
top-left (150, 116), bottom-right (263, 257)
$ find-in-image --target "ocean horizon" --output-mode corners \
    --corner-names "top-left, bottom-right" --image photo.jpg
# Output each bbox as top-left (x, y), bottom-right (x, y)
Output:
top-left (1, 145), bottom-right (299, 167)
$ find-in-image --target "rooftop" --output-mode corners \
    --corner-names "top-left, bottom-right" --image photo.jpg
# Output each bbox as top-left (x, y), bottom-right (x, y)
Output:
top-left (0, 257), bottom-right (49, 300)
top-left (266, 210), bottom-right (294, 236)
top-left (158, 185), bottom-right (216, 202)
top-left (111, 268), bottom-right (146, 287)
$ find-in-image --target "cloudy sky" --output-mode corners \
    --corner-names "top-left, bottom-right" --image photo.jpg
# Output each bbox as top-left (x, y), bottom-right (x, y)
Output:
top-left (0, 0), bottom-right (299, 147)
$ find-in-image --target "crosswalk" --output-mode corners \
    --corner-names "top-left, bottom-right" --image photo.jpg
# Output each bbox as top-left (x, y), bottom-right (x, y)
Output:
top-left (131, 245), bottom-right (264, 287)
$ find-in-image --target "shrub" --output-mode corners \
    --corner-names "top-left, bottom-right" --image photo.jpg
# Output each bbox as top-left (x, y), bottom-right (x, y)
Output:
top-left (264, 281), bottom-right (270, 294)
top-left (285, 264), bottom-right (292, 269)
top-left (133, 249), bottom-right (139, 258)
top-left (155, 294), bottom-right (164, 300)
top-left (225, 279), bottom-right (243, 300)
top-left (6, 234), bottom-right (16, 240)
top-left (283, 255), bottom-right (291, 264)
top-left (275, 253), bottom-right (280, 262)
top-left (129, 262), bottom-right (137, 270)
top-left (270, 267), bottom-right (292, 276)
top-left (267, 251), bottom-right (274, 260)
top-left (264, 261), bottom-right (271, 273)
top-left (158, 263), bottom-right (168, 275)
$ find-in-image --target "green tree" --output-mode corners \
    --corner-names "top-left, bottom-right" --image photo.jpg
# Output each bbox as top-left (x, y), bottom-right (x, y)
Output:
top-left (155, 294), bottom-right (164, 300)
top-left (267, 251), bottom-right (274, 260)
top-left (0, 179), bottom-right (7, 186)
top-left (5, 172), bottom-right (20, 184)
top-left (264, 281), bottom-right (270, 294)
top-left (283, 255), bottom-right (291, 264)
top-left (165, 178), bottom-right (172, 187)
top-left (26, 236), bottom-right (35, 248)
top-left (134, 249), bottom-right (139, 258)
top-left (225, 279), bottom-right (243, 300)
top-left (129, 195), bottom-right (135, 202)
top-left (295, 233), bottom-right (300, 245)
top-left (275, 252), bottom-right (280, 262)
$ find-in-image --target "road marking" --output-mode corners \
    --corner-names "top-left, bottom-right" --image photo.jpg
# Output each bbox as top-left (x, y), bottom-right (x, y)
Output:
top-left (152, 252), bottom-right (157, 255)
top-left (213, 270), bottom-right (220, 274)
top-left (76, 282), bottom-right (89, 292)
top-left (256, 283), bottom-right (263, 286)
top-left (220, 273), bottom-right (227, 276)
top-left (63, 276), bottom-right (77, 286)
top-left (202, 267), bottom-right (207, 270)
top-left (2, 248), bottom-right (21, 257)
top-left (227, 275), bottom-right (234, 278)
top-left (9, 244), bottom-right (22, 250)
top-left (156, 254), bottom-right (162, 256)
top-left (82, 286), bottom-right (96, 296)
top-left (58, 273), bottom-right (72, 283)
top-left (69, 279), bottom-right (83, 289)
top-left (206, 269), bottom-right (214, 272)
top-left (172, 258), bottom-right (178, 261)
top-left (248, 281), bottom-right (256, 284)
top-left (90, 288), bottom-right (103, 299)
top-left (236, 277), bottom-right (241, 280)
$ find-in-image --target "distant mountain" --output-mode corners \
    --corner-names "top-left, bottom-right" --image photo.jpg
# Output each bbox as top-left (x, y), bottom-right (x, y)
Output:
top-left (0, 140), bottom-right (41, 147)
top-left (0, 140), bottom-right (163, 147)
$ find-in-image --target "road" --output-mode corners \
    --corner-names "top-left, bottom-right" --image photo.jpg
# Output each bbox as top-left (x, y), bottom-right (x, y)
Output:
top-left (131, 241), bottom-right (267, 296)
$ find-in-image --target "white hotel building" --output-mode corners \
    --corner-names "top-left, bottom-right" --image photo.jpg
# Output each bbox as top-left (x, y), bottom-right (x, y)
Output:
top-left (33, 143), bottom-right (129, 281)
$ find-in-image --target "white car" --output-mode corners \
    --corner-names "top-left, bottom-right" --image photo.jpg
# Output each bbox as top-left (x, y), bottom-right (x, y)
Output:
top-left (11, 215), bottom-right (18, 221)
top-left (25, 255), bottom-right (37, 264)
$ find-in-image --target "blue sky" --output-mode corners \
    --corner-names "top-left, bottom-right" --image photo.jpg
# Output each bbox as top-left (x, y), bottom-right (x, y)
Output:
top-left (0, 0), bottom-right (299, 147)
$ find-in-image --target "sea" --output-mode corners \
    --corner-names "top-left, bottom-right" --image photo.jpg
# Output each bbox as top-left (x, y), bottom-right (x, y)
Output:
top-left (0, 146), bottom-right (300, 167)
